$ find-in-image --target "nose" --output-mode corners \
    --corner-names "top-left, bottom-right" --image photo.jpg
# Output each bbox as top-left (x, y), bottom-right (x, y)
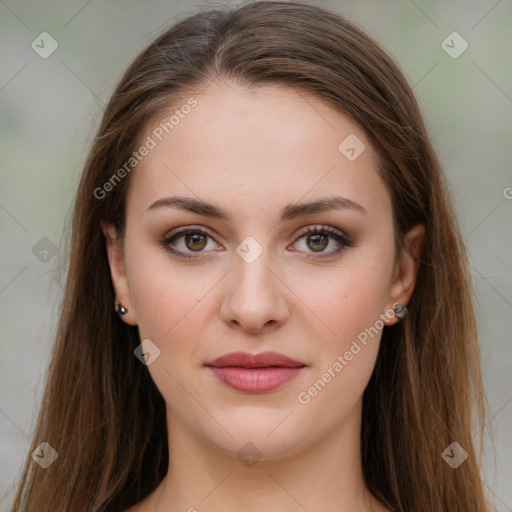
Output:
top-left (219, 249), bottom-right (289, 334)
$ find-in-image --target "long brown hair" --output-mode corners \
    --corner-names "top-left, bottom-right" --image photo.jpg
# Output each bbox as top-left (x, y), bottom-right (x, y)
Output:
top-left (11, 1), bottom-right (495, 510)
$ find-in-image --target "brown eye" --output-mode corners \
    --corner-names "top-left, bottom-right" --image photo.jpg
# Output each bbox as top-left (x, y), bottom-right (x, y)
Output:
top-left (292, 225), bottom-right (354, 260)
top-left (184, 232), bottom-right (208, 251)
top-left (161, 227), bottom-right (218, 260)
top-left (306, 232), bottom-right (329, 252)
top-left (161, 224), bottom-right (353, 261)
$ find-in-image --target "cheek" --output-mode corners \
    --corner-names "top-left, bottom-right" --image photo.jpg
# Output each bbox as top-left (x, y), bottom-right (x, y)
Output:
top-left (299, 255), bottom-right (392, 353)
top-left (124, 244), bottom-right (208, 403)
top-left (297, 273), bottom-right (386, 422)
top-left (293, 254), bottom-right (392, 415)
top-left (124, 240), bottom-right (207, 341)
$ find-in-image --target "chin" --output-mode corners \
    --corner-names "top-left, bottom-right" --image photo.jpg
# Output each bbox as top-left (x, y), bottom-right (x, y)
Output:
top-left (197, 410), bottom-right (317, 462)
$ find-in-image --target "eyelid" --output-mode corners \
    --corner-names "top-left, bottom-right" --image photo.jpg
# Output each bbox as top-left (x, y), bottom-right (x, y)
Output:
top-left (293, 224), bottom-right (352, 243)
top-left (288, 224), bottom-right (353, 260)
top-left (160, 223), bottom-right (353, 260)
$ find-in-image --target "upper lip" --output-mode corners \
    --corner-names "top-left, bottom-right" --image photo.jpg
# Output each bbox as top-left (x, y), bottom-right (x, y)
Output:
top-left (205, 351), bottom-right (306, 368)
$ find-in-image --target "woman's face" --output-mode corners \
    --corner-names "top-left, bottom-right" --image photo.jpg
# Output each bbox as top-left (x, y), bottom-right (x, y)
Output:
top-left (105, 81), bottom-right (423, 460)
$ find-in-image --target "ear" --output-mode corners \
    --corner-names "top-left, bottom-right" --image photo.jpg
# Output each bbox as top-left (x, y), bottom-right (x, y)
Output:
top-left (384, 223), bottom-right (425, 326)
top-left (101, 221), bottom-right (138, 326)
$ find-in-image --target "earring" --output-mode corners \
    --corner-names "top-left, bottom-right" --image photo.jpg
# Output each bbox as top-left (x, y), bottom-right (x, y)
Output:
top-left (115, 301), bottom-right (127, 316)
top-left (393, 302), bottom-right (408, 321)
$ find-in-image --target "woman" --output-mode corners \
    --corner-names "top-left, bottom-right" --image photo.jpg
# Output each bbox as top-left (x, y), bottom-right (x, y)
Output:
top-left (12, 1), bottom-right (495, 511)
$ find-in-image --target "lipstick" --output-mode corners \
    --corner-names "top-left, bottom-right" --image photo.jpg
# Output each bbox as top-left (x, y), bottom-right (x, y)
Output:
top-left (205, 351), bottom-right (306, 393)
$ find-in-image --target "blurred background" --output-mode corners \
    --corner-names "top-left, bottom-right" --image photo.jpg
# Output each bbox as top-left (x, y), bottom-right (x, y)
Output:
top-left (1, 0), bottom-right (511, 510)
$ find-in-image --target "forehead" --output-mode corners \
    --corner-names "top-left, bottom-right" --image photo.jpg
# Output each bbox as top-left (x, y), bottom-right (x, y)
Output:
top-left (127, 82), bottom-right (390, 223)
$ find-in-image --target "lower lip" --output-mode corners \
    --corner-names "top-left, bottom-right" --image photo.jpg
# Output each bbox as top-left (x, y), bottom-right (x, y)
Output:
top-left (208, 366), bottom-right (305, 392)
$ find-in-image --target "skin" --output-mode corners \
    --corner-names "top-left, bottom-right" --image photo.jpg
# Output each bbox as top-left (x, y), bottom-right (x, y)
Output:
top-left (103, 80), bottom-right (425, 512)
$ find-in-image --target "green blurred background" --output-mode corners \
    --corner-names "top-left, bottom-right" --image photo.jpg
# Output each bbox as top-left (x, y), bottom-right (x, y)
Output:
top-left (1, 0), bottom-right (511, 509)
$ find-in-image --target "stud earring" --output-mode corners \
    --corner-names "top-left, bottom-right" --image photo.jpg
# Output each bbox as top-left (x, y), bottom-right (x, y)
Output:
top-left (393, 302), bottom-right (407, 321)
top-left (115, 301), bottom-right (127, 316)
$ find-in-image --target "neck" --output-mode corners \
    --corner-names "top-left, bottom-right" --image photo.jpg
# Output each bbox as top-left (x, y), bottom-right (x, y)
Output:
top-left (146, 398), bottom-right (386, 512)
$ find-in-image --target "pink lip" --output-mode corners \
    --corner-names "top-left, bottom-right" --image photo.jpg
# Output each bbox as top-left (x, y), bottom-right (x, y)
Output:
top-left (205, 351), bottom-right (306, 393)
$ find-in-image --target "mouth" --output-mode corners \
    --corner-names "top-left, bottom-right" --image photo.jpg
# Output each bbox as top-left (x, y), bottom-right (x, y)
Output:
top-left (205, 351), bottom-right (306, 393)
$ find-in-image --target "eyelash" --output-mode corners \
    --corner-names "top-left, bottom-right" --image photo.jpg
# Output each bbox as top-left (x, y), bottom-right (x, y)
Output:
top-left (160, 224), bottom-right (353, 261)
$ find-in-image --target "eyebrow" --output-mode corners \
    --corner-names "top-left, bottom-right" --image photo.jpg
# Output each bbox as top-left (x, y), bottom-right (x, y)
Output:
top-left (146, 195), bottom-right (367, 220)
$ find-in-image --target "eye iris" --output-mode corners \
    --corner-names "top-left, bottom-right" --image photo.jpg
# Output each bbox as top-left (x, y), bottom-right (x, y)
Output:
top-left (185, 232), bottom-right (207, 251)
top-left (307, 233), bottom-right (328, 252)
